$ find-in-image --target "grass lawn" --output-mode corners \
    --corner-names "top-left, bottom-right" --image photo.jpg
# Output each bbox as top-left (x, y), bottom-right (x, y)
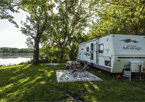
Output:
top-left (0, 63), bottom-right (145, 101)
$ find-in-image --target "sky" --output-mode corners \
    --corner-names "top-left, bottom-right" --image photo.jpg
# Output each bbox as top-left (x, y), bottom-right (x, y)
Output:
top-left (0, 10), bottom-right (28, 48)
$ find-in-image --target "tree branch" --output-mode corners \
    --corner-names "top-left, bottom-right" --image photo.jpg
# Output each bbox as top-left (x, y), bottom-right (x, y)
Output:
top-left (39, 14), bottom-right (48, 36)
top-left (30, 33), bottom-right (35, 39)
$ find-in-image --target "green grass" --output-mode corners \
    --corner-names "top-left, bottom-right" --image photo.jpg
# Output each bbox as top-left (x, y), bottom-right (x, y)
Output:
top-left (0, 64), bottom-right (145, 101)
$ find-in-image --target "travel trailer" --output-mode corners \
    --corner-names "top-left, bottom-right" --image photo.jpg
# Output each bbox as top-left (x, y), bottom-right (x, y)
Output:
top-left (78, 34), bottom-right (145, 77)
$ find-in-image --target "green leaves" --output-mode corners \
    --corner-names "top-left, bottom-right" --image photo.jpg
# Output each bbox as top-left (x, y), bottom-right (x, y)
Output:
top-left (0, 0), bottom-right (19, 27)
top-left (90, 0), bottom-right (145, 39)
top-left (20, 0), bottom-right (55, 65)
top-left (39, 0), bottom-right (95, 62)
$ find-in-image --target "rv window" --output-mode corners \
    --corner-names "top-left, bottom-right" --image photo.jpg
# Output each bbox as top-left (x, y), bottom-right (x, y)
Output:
top-left (86, 47), bottom-right (89, 52)
top-left (99, 44), bottom-right (104, 53)
top-left (105, 61), bottom-right (111, 67)
top-left (91, 43), bottom-right (93, 50)
top-left (91, 53), bottom-right (93, 60)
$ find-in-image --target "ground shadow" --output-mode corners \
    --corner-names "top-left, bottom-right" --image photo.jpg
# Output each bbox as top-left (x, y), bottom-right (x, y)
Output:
top-left (0, 64), bottom-right (145, 101)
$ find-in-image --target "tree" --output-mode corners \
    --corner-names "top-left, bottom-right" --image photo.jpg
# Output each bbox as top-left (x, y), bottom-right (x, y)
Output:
top-left (0, 0), bottom-right (19, 27)
top-left (90, 0), bottom-right (145, 39)
top-left (0, 49), bottom-right (2, 53)
top-left (0, 47), bottom-right (10, 53)
top-left (41, 0), bottom-right (95, 62)
top-left (20, 0), bottom-right (54, 65)
top-left (11, 48), bottom-right (18, 53)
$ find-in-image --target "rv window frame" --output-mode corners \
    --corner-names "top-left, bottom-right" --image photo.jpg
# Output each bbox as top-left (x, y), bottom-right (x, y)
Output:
top-left (99, 44), bottom-right (104, 53)
top-left (86, 47), bottom-right (89, 52)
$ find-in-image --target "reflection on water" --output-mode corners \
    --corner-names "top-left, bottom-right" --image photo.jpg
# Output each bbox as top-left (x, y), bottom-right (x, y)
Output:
top-left (0, 53), bottom-right (33, 59)
top-left (0, 53), bottom-right (33, 66)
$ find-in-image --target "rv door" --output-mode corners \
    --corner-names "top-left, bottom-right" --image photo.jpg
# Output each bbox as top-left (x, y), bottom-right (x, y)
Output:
top-left (96, 42), bottom-right (99, 64)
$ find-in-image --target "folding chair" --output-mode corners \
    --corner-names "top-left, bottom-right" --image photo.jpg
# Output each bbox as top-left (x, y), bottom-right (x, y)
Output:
top-left (71, 62), bottom-right (88, 77)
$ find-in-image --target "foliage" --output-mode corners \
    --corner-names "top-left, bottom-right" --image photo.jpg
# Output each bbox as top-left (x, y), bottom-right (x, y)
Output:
top-left (0, 0), bottom-right (19, 27)
top-left (40, 0), bottom-right (95, 62)
top-left (0, 64), bottom-right (145, 101)
top-left (89, 0), bottom-right (145, 39)
top-left (40, 42), bottom-right (79, 63)
top-left (0, 47), bottom-right (33, 53)
top-left (0, 49), bottom-right (2, 53)
top-left (68, 43), bottom-right (79, 61)
top-left (40, 43), bottom-right (61, 63)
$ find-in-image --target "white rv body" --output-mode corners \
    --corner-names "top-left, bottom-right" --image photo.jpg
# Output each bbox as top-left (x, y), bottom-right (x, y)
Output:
top-left (78, 34), bottom-right (145, 73)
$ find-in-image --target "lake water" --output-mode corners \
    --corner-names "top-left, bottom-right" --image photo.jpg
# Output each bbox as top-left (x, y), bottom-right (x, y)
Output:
top-left (0, 53), bottom-right (33, 66)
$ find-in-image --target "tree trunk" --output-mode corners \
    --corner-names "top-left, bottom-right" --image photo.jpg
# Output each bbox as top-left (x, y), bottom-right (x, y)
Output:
top-left (32, 15), bottom-right (47, 65)
top-left (32, 37), bottom-right (40, 65)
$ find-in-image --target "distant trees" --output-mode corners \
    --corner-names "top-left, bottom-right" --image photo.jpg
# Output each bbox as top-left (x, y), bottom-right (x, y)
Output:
top-left (0, 49), bottom-right (2, 53)
top-left (0, 47), bottom-right (33, 53)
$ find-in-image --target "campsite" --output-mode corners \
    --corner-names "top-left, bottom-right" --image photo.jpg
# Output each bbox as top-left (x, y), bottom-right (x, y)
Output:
top-left (1, 0), bottom-right (145, 101)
